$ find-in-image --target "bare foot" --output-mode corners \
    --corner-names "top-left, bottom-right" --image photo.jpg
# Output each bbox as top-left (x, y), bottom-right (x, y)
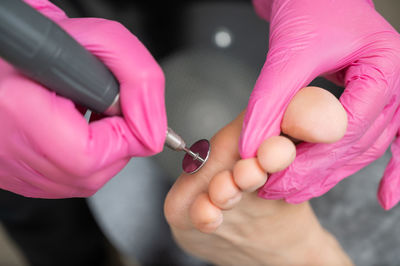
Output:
top-left (164, 87), bottom-right (352, 265)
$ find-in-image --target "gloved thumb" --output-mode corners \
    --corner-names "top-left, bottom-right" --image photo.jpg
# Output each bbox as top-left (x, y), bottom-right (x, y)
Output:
top-left (240, 46), bottom-right (320, 158)
top-left (378, 130), bottom-right (400, 210)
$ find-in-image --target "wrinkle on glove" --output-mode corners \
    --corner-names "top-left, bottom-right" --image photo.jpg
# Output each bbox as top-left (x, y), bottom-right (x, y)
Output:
top-left (243, 0), bottom-right (400, 209)
top-left (0, 1), bottom-right (166, 198)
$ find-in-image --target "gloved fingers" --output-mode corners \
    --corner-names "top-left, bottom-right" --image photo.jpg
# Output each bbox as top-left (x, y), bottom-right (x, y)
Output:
top-left (258, 115), bottom-right (394, 202)
top-left (34, 156), bottom-right (130, 198)
top-left (240, 56), bottom-right (389, 159)
top-left (2, 153), bottom-right (129, 198)
top-left (283, 114), bottom-right (397, 204)
top-left (240, 0), bottom-right (347, 159)
top-left (47, 113), bottom-right (154, 178)
top-left (66, 157), bottom-right (130, 197)
top-left (378, 130), bottom-right (400, 210)
top-left (258, 81), bottom-right (399, 201)
top-left (60, 18), bottom-right (167, 156)
top-left (339, 62), bottom-right (392, 142)
top-left (0, 74), bottom-right (146, 181)
top-left (0, 156), bottom-right (84, 198)
top-left (0, 17), bottom-right (166, 198)
top-left (239, 46), bottom-right (320, 158)
top-left (23, 0), bottom-right (68, 21)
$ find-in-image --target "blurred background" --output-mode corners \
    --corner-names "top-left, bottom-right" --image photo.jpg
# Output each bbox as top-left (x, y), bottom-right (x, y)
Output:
top-left (0, 0), bottom-right (400, 265)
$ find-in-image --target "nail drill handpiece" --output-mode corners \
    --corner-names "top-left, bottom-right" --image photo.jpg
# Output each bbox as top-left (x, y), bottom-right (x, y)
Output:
top-left (0, 0), bottom-right (208, 172)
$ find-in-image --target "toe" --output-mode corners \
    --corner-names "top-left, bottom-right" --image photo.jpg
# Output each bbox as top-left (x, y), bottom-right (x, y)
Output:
top-left (189, 193), bottom-right (223, 233)
top-left (209, 170), bottom-right (242, 210)
top-left (257, 136), bottom-right (296, 173)
top-left (281, 86), bottom-right (347, 143)
top-left (233, 158), bottom-right (268, 192)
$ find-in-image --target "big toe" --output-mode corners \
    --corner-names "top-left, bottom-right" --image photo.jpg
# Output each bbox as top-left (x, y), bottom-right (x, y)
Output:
top-left (282, 86), bottom-right (348, 143)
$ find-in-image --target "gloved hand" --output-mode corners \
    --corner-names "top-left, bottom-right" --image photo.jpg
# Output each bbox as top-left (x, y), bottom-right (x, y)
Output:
top-left (0, 0), bottom-right (166, 198)
top-left (240, 0), bottom-right (400, 209)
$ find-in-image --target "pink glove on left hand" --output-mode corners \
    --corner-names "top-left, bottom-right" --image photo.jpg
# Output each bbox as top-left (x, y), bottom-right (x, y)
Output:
top-left (0, 0), bottom-right (166, 198)
top-left (240, 0), bottom-right (400, 209)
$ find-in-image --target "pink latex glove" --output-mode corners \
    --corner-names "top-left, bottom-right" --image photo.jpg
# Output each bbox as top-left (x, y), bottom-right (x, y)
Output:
top-left (0, 0), bottom-right (166, 198)
top-left (240, 0), bottom-right (400, 209)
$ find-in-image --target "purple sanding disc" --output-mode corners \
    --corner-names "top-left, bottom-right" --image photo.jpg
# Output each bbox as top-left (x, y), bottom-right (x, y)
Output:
top-left (182, 139), bottom-right (210, 174)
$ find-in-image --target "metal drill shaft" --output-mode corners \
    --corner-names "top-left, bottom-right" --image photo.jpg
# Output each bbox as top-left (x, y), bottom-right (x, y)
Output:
top-left (183, 147), bottom-right (205, 163)
top-left (165, 127), bottom-right (206, 162)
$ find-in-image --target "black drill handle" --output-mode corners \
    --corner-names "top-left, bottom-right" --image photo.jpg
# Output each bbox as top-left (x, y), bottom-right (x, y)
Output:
top-left (0, 0), bottom-right (120, 114)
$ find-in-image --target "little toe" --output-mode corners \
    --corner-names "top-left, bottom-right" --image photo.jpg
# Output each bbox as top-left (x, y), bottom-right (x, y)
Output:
top-left (209, 170), bottom-right (242, 210)
top-left (257, 136), bottom-right (296, 173)
top-left (233, 158), bottom-right (268, 192)
top-left (189, 193), bottom-right (223, 234)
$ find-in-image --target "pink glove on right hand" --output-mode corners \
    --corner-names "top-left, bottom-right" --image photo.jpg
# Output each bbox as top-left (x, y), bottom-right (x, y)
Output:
top-left (240, 0), bottom-right (400, 209)
top-left (0, 0), bottom-right (166, 198)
